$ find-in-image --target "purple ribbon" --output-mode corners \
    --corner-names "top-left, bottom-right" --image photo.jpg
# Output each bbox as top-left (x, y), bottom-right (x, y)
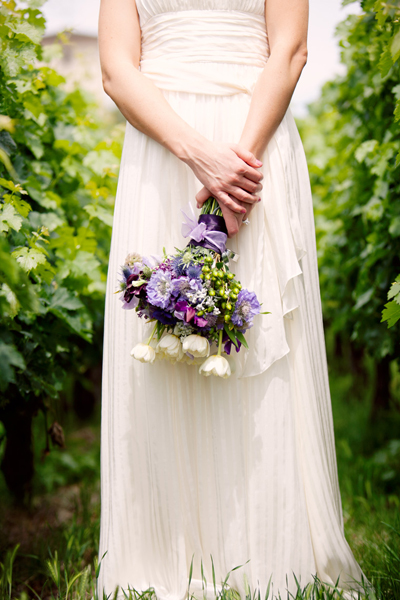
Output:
top-left (181, 204), bottom-right (227, 254)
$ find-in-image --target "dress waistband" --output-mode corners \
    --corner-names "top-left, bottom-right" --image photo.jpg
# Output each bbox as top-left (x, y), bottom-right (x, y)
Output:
top-left (139, 10), bottom-right (269, 96)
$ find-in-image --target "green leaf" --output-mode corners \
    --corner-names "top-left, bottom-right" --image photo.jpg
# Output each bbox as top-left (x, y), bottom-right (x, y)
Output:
top-left (49, 287), bottom-right (84, 312)
top-left (84, 204), bottom-right (113, 227)
top-left (0, 341), bottom-right (26, 391)
top-left (223, 324), bottom-right (239, 348)
top-left (7, 20), bottom-right (44, 45)
top-left (354, 140), bottom-right (378, 163)
top-left (0, 44), bottom-right (38, 78)
top-left (382, 302), bottom-right (400, 328)
top-left (391, 30), bottom-right (400, 63)
top-left (10, 195), bottom-right (31, 218)
top-left (387, 279), bottom-right (400, 302)
top-left (354, 288), bottom-right (374, 311)
top-left (12, 247), bottom-right (47, 271)
top-left (378, 46), bottom-right (393, 78)
top-left (0, 178), bottom-right (27, 194)
top-left (0, 203), bottom-right (23, 232)
top-left (235, 330), bottom-right (249, 350)
top-left (394, 99), bottom-right (400, 122)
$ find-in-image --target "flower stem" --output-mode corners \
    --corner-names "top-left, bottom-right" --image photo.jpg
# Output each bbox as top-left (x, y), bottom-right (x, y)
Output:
top-left (217, 329), bottom-right (223, 355)
top-left (146, 322), bottom-right (158, 345)
top-left (201, 196), bottom-right (222, 217)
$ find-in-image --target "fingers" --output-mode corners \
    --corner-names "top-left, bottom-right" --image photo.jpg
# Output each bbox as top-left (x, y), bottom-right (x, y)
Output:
top-left (216, 190), bottom-right (247, 214)
top-left (235, 177), bottom-right (263, 195)
top-left (195, 186), bottom-right (211, 208)
top-left (226, 184), bottom-right (261, 205)
top-left (231, 144), bottom-right (262, 169)
top-left (231, 144), bottom-right (264, 184)
top-left (219, 203), bottom-right (242, 238)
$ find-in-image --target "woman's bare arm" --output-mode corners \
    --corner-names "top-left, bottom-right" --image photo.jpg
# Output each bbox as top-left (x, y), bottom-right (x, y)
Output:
top-left (196, 0), bottom-right (308, 224)
top-left (98, 0), bottom-right (263, 227)
top-left (239, 0), bottom-right (308, 157)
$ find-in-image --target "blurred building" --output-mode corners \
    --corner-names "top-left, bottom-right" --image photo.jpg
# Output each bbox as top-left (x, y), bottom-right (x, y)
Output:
top-left (41, 33), bottom-right (114, 110)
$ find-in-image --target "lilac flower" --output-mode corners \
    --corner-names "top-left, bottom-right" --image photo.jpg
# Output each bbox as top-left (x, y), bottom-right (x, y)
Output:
top-left (146, 270), bottom-right (173, 309)
top-left (231, 289), bottom-right (260, 329)
top-left (142, 255), bottom-right (162, 269)
top-left (204, 313), bottom-right (218, 328)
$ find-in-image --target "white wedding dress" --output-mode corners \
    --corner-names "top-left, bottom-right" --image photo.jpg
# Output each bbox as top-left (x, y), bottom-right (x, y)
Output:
top-left (98, 1), bottom-right (367, 599)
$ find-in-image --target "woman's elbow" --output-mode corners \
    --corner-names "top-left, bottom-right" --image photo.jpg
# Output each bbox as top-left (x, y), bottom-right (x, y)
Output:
top-left (294, 44), bottom-right (308, 68)
top-left (102, 71), bottom-right (113, 98)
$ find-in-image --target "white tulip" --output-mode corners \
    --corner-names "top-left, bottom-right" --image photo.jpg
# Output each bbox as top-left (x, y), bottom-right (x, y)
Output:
top-left (182, 334), bottom-right (210, 358)
top-left (181, 353), bottom-right (204, 366)
top-left (199, 354), bottom-right (231, 378)
top-left (130, 342), bottom-right (156, 363)
top-left (156, 334), bottom-right (184, 361)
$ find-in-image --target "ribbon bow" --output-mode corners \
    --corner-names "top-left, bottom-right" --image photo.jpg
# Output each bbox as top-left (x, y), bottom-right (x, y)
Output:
top-left (181, 204), bottom-right (227, 254)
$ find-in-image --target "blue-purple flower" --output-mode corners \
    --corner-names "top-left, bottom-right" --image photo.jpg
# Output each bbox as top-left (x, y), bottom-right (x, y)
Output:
top-left (231, 289), bottom-right (260, 329)
top-left (187, 263), bottom-right (202, 279)
top-left (146, 269), bottom-right (174, 309)
top-left (172, 276), bottom-right (203, 299)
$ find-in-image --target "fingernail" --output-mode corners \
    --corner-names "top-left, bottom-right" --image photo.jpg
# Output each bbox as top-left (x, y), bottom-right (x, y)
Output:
top-left (256, 160), bottom-right (263, 167)
top-left (258, 198), bottom-right (262, 202)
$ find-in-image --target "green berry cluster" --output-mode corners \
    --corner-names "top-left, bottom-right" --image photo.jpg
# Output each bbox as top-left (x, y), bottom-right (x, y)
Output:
top-left (200, 253), bottom-right (242, 326)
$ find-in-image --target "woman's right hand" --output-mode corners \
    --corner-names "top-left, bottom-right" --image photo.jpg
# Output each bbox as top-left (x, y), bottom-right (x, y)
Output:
top-left (184, 141), bottom-right (263, 217)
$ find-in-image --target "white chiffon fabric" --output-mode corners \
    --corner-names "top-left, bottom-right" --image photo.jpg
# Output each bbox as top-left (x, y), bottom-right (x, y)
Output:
top-left (98, 1), bottom-right (367, 599)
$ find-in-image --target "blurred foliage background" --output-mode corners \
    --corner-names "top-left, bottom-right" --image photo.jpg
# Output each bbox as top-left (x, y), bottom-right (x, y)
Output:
top-left (0, 0), bottom-right (400, 598)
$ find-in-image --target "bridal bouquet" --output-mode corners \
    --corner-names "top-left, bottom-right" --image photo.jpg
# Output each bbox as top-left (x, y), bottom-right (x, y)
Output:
top-left (118, 198), bottom-right (266, 378)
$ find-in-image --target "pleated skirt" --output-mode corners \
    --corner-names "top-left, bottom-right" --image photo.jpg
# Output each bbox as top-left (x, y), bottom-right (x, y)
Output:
top-left (98, 86), bottom-right (367, 600)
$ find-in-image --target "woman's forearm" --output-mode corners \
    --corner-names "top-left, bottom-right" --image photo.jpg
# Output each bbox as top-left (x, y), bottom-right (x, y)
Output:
top-left (239, 0), bottom-right (309, 158)
top-left (239, 45), bottom-right (307, 159)
top-left (102, 62), bottom-right (207, 162)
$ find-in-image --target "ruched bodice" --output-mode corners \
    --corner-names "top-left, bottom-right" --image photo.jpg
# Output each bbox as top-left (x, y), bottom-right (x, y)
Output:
top-left (140, 11), bottom-right (269, 67)
top-left (136, 0), bottom-right (265, 25)
top-left (137, 1), bottom-right (269, 95)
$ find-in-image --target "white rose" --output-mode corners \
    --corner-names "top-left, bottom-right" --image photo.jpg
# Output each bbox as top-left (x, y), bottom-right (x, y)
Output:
top-left (130, 342), bottom-right (156, 364)
top-left (182, 334), bottom-right (210, 358)
top-left (199, 354), bottom-right (231, 379)
top-left (156, 334), bottom-right (184, 361)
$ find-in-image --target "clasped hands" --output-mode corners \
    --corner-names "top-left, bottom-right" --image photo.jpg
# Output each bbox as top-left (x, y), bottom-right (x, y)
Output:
top-left (188, 142), bottom-right (263, 238)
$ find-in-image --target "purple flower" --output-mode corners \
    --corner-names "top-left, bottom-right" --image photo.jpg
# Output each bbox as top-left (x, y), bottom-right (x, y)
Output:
top-left (222, 332), bottom-right (242, 355)
top-left (185, 306), bottom-right (196, 322)
top-left (231, 289), bottom-right (260, 329)
top-left (194, 315), bottom-right (208, 328)
top-left (146, 270), bottom-right (173, 309)
top-left (142, 255), bottom-right (162, 269)
top-left (173, 277), bottom-right (203, 299)
top-left (149, 306), bottom-right (177, 325)
top-left (172, 256), bottom-right (186, 276)
top-left (187, 264), bottom-right (202, 279)
top-left (204, 313), bottom-right (217, 328)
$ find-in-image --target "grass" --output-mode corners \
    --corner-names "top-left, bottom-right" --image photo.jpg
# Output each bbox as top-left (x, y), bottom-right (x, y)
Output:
top-left (0, 357), bottom-right (400, 599)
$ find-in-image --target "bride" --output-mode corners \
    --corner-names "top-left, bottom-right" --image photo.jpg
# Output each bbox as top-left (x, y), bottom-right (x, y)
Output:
top-left (97, 0), bottom-right (368, 598)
